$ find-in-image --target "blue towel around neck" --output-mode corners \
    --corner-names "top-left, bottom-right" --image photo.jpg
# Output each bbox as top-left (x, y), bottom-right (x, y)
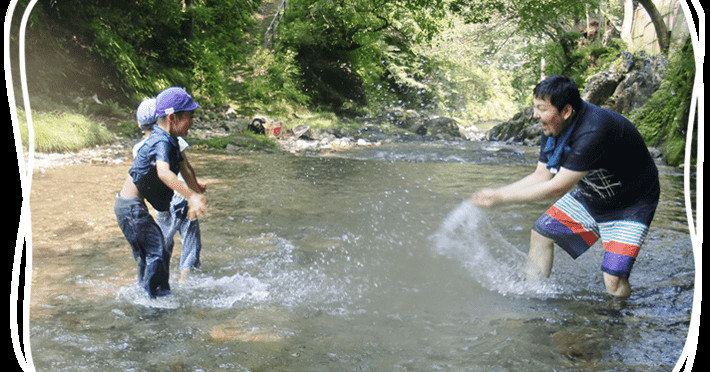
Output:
top-left (543, 115), bottom-right (578, 173)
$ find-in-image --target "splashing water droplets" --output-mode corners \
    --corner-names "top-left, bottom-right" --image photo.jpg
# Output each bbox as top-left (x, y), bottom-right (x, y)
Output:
top-left (430, 201), bottom-right (565, 297)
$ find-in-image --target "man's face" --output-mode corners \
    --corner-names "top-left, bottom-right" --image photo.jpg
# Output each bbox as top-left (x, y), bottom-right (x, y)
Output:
top-left (533, 96), bottom-right (571, 137)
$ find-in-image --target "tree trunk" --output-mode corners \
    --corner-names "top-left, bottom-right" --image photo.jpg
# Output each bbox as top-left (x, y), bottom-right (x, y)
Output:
top-left (637, 0), bottom-right (671, 53)
top-left (621, 0), bottom-right (636, 42)
top-left (182, 0), bottom-right (195, 39)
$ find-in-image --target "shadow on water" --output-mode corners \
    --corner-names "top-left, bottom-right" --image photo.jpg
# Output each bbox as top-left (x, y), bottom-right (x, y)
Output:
top-left (29, 141), bottom-right (694, 371)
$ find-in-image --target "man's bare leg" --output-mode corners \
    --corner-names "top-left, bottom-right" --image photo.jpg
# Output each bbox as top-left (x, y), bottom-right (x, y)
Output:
top-left (526, 230), bottom-right (555, 280)
top-left (603, 273), bottom-right (631, 298)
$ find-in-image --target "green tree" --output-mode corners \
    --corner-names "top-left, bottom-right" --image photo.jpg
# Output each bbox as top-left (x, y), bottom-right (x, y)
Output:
top-left (45, 0), bottom-right (258, 105)
top-left (188, 0), bottom-right (260, 105)
top-left (276, 0), bottom-right (451, 114)
top-left (449, 0), bottom-right (596, 83)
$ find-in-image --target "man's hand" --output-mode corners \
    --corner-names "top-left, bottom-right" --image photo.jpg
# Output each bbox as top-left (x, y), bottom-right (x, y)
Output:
top-left (470, 189), bottom-right (501, 208)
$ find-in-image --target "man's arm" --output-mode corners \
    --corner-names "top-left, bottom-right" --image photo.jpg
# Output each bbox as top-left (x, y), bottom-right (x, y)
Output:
top-left (471, 162), bottom-right (588, 207)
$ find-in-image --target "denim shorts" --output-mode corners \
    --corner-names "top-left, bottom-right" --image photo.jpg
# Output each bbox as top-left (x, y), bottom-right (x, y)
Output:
top-left (533, 191), bottom-right (659, 278)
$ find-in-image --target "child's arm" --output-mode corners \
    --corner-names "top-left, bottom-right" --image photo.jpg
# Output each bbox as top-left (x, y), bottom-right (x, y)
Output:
top-left (156, 160), bottom-right (207, 220)
top-left (180, 157), bottom-right (206, 193)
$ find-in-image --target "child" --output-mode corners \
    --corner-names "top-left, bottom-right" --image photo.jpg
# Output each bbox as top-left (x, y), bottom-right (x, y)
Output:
top-left (114, 87), bottom-right (207, 298)
top-left (154, 129), bottom-right (206, 284)
top-left (132, 97), bottom-right (157, 158)
top-left (133, 97), bottom-right (206, 284)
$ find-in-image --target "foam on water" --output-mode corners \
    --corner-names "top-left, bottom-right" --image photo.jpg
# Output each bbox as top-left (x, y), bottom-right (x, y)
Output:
top-left (430, 201), bottom-right (565, 297)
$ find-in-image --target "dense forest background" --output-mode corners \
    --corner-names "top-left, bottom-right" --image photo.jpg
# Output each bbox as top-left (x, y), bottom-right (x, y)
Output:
top-left (8, 0), bottom-right (699, 165)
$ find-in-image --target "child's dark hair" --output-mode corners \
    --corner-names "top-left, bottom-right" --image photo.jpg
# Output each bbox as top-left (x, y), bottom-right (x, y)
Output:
top-left (533, 75), bottom-right (582, 112)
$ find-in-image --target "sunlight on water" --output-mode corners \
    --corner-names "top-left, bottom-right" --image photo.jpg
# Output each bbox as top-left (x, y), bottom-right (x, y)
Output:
top-left (234, 234), bottom-right (350, 309)
top-left (115, 285), bottom-right (182, 309)
top-left (181, 273), bottom-right (270, 308)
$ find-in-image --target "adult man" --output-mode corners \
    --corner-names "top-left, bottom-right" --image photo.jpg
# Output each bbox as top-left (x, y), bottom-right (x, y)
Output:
top-left (471, 75), bottom-right (659, 298)
top-left (114, 87), bottom-right (208, 298)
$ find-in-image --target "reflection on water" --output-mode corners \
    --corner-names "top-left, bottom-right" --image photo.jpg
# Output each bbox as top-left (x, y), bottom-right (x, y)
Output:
top-left (29, 140), bottom-right (694, 371)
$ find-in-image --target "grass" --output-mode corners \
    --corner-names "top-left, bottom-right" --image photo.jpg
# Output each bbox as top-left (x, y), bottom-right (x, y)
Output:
top-left (16, 107), bottom-right (116, 153)
top-left (12, 97), bottom-right (351, 155)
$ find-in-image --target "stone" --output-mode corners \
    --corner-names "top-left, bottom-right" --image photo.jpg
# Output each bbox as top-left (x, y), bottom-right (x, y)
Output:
top-left (290, 124), bottom-right (314, 139)
top-left (582, 71), bottom-right (624, 106)
top-left (607, 53), bottom-right (668, 113)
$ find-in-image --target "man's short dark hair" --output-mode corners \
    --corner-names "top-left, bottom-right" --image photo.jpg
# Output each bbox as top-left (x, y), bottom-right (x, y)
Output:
top-left (533, 75), bottom-right (582, 113)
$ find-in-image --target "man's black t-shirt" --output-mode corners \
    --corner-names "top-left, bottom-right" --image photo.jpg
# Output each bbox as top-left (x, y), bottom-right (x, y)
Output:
top-left (539, 101), bottom-right (659, 212)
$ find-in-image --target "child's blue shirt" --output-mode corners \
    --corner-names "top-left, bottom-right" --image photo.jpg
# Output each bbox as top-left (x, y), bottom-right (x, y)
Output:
top-left (129, 126), bottom-right (184, 211)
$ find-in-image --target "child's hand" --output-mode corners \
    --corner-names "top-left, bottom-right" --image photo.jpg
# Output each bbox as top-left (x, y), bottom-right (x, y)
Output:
top-left (187, 193), bottom-right (208, 221)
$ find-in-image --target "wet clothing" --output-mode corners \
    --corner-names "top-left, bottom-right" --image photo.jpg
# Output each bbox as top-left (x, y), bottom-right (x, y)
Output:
top-left (114, 195), bottom-right (171, 298)
top-left (129, 126), bottom-right (184, 212)
top-left (155, 137), bottom-right (202, 271)
top-left (116, 125), bottom-right (184, 298)
top-left (534, 189), bottom-right (659, 278)
top-left (534, 101), bottom-right (660, 278)
top-left (157, 195), bottom-right (202, 271)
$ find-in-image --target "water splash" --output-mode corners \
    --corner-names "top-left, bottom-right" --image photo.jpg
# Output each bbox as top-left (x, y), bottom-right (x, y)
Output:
top-left (237, 234), bottom-right (349, 309)
top-left (115, 233), bottom-right (350, 310)
top-left (116, 285), bottom-right (181, 309)
top-left (182, 273), bottom-right (270, 308)
top-left (430, 201), bottom-right (564, 297)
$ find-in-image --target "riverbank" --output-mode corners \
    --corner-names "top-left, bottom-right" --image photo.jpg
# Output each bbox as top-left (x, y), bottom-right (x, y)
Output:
top-left (20, 110), bottom-right (489, 172)
top-left (22, 138), bottom-right (133, 174)
top-left (20, 117), bottom-right (667, 174)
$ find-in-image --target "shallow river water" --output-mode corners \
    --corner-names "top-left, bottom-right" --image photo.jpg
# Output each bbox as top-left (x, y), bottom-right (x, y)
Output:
top-left (27, 139), bottom-right (695, 371)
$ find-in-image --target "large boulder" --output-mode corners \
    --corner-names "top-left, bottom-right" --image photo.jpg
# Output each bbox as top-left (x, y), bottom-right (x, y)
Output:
top-left (485, 107), bottom-right (541, 145)
top-left (582, 71), bottom-right (624, 106)
top-left (607, 53), bottom-right (668, 114)
top-left (583, 52), bottom-right (668, 114)
top-left (426, 116), bottom-right (462, 138)
top-left (367, 108), bottom-right (464, 139)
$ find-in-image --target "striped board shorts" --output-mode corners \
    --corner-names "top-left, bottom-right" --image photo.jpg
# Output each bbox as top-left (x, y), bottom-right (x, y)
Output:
top-left (533, 192), bottom-right (659, 278)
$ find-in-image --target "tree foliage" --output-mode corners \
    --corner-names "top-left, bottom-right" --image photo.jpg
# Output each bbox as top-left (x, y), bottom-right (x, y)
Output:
top-left (276, 0), bottom-right (452, 113)
top-left (631, 38), bottom-right (695, 165)
top-left (16, 0), bottom-right (684, 130)
top-left (40, 0), bottom-right (259, 105)
top-left (450, 0), bottom-right (591, 37)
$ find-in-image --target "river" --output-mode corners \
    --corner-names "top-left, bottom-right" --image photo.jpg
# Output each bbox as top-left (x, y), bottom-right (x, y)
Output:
top-left (26, 139), bottom-right (695, 371)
